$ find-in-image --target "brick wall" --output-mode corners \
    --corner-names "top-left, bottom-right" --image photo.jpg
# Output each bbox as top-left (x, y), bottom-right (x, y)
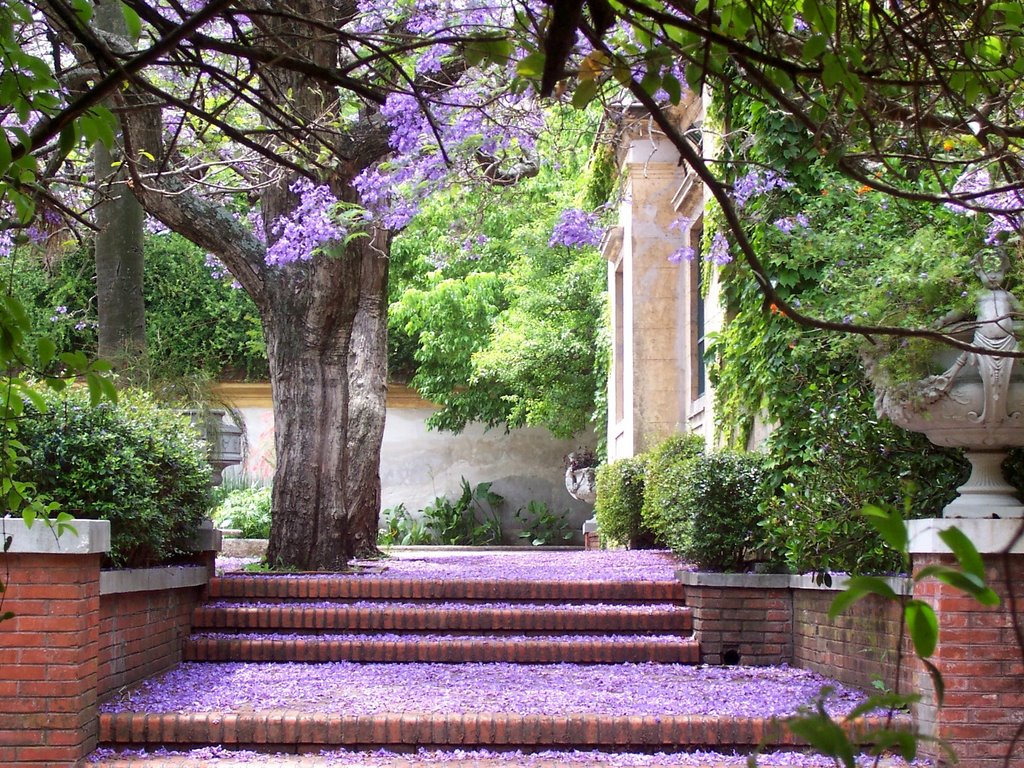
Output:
top-left (793, 587), bottom-right (906, 692)
top-left (680, 574), bottom-right (793, 665)
top-left (98, 585), bottom-right (205, 701)
top-left (0, 521), bottom-right (215, 767)
top-left (911, 550), bottom-right (1024, 767)
top-left (680, 572), bottom-right (911, 692)
top-left (0, 551), bottom-right (103, 767)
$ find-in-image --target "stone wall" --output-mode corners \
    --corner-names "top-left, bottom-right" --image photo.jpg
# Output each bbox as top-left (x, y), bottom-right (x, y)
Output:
top-left (213, 382), bottom-right (596, 543)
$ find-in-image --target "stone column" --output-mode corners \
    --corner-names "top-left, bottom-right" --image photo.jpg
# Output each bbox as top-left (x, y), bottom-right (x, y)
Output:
top-left (0, 520), bottom-right (110, 767)
top-left (908, 518), bottom-right (1024, 767)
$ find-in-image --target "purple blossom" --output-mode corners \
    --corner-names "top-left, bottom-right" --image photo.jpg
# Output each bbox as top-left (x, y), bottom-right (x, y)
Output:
top-left (668, 245), bottom-right (696, 264)
top-left (708, 231), bottom-right (732, 265)
top-left (774, 214), bottom-right (810, 234)
top-left (733, 169), bottom-right (794, 209)
top-left (101, 661), bottom-right (879, 721)
top-left (549, 208), bottom-right (603, 248)
top-left (265, 179), bottom-right (348, 266)
top-left (668, 216), bottom-right (691, 232)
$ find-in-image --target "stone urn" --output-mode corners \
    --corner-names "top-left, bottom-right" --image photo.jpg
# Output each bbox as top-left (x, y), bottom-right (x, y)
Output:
top-left (871, 256), bottom-right (1024, 518)
top-left (565, 466), bottom-right (597, 504)
top-left (184, 409), bottom-right (244, 486)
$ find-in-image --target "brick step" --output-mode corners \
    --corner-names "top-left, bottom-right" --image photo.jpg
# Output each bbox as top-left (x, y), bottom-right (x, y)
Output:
top-left (99, 711), bottom-right (899, 753)
top-left (184, 632), bottom-right (700, 664)
top-left (209, 575), bottom-right (685, 604)
top-left (193, 601), bottom-right (693, 634)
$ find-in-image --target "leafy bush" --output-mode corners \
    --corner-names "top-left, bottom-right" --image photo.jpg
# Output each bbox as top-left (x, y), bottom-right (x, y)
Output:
top-left (212, 485), bottom-right (272, 539)
top-left (422, 478), bottom-right (504, 545)
top-left (659, 452), bottom-right (768, 572)
top-left (640, 433), bottom-right (706, 545)
top-left (378, 503), bottom-right (433, 546)
top-left (16, 387), bottom-right (213, 568)
top-left (515, 500), bottom-right (574, 546)
top-left (595, 456), bottom-right (649, 548)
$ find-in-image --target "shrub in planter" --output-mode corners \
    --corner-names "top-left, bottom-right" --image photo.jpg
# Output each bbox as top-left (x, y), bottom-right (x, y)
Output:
top-left (640, 433), bottom-right (706, 545)
top-left (659, 451), bottom-right (767, 571)
top-left (212, 485), bottom-right (272, 539)
top-left (16, 387), bottom-right (213, 568)
top-left (595, 456), bottom-right (649, 548)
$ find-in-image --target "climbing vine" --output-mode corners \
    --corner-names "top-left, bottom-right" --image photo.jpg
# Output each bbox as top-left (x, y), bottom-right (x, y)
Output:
top-left (704, 85), bottom-right (985, 575)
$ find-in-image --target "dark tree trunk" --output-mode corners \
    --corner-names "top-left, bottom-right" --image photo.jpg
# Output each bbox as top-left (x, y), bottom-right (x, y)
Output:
top-left (116, 0), bottom-right (396, 570)
top-left (263, 229), bottom-right (390, 570)
top-left (93, 0), bottom-right (146, 366)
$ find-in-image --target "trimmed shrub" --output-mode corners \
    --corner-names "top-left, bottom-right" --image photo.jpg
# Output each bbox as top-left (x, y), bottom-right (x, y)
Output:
top-left (641, 433), bottom-right (706, 545)
top-left (659, 452), bottom-right (768, 571)
top-left (212, 485), bottom-right (272, 539)
top-left (595, 456), bottom-right (649, 548)
top-left (16, 387), bottom-right (213, 568)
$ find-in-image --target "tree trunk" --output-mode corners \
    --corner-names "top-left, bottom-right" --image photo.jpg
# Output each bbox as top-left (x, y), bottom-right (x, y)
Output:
top-left (263, 229), bottom-right (390, 570)
top-left (93, 0), bottom-right (146, 366)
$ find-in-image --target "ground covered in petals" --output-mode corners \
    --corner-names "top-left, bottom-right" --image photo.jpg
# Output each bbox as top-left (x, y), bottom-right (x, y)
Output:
top-left (87, 746), bottom-right (932, 766)
top-left (218, 550), bottom-right (683, 582)
top-left (101, 662), bottom-right (868, 719)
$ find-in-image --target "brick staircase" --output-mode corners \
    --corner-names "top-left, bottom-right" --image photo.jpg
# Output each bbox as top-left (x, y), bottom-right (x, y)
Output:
top-left (91, 569), bottom-right (891, 765)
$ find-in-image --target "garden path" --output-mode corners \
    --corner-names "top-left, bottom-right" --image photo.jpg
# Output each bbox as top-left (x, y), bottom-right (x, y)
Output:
top-left (87, 550), bottom-right (923, 767)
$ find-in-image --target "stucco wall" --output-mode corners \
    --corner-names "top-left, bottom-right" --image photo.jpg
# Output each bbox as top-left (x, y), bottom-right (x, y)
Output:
top-left (212, 383), bottom-right (595, 543)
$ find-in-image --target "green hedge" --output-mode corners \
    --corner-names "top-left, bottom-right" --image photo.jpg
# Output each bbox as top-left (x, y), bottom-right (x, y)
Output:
top-left (658, 452), bottom-right (768, 571)
top-left (640, 433), bottom-right (706, 545)
top-left (16, 387), bottom-right (213, 568)
top-left (594, 457), bottom-right (649, 548)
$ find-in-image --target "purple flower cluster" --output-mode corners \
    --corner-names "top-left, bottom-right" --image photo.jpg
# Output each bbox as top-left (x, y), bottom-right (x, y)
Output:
top-left (773, 214), bottom-right (810, 234)
top-left (265, 179), bottom-right (350, 266)
top-left (708, 231), bottom-right (732, 265)
top-left (549, 208), bottom-right (604, 248)
top-left (88, 745), bottom-right (934, 766)
top-left (733, 170), bottom-right (794, 210)
top-left (946, 167), bottom-right (1024, 244)
top-left (87, 745), bottom-right (934, 766)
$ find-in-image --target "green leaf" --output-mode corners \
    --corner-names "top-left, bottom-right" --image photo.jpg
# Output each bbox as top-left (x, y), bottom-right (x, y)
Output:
top-left (662, 73), bottom-right (682, 105)
top-left (802, 34), bottom-right (828, 60)
top-left (938, 526), bottom-right (985, 579)
top-left (22, 504), bottom-right (35, 528)
top-left (121, 3), bottom-right (142, 40)
top-left (0, 129), bottom-right (10, 175)
top-left (828, 575), bottom-right (899, 619)
top-left (801, 0), bottom-right (836, 35)
top-left (572, 78), bottom-right (599, 109)
top-left (516, 52), bottom-right (546, 77)
top-left (905, 599), bottom-right (939, 658)
top-left (36, 337), bottom-right (56, 369)
top-left (922, 658), bottom-right (945, 707)
top-left (861, 503), bottom-right (907, 552)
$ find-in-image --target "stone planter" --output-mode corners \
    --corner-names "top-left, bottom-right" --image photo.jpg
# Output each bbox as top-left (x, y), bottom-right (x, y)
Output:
top-left (185, 409), bottom-right (244, 486)
top-left (565, 466), bottom-right (597, 504)
top-left (872, 263), bottom-right (1024, 518)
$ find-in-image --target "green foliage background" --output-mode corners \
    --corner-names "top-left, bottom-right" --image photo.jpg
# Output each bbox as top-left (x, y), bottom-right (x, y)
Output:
top-left (389, 110), bottom-right (610, 439)
top-left (705, 85), bottom-right (985, 574)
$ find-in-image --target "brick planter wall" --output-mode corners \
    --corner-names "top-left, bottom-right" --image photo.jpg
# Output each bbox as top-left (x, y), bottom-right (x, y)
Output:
top-left (0, 520), bottom-right (217, 768)
top-left (679, 571), bottom-right (909, 691)
top-left (98, 570), bottom-right (210, 701)
top-left (678, 573), bottom-right (794, 665)
top-left (792, 577), bottom-right (908, 693)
